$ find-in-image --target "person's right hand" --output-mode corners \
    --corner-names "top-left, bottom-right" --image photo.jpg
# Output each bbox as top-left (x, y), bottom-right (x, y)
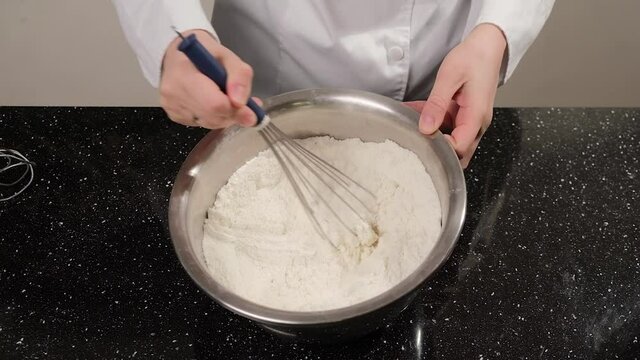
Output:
top-left (160, 29), bottom-right (257, 129)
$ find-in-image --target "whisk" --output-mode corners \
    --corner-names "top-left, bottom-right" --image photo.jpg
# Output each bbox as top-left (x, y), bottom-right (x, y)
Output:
top-left (175, 31), bottom-right (378, 251)
top-left (1, 149), bottom-right (34, 202)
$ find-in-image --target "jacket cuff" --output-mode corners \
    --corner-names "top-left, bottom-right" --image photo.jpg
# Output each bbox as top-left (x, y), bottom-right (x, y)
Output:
top-left (114, 0), bottom-right (218, 88)
top-left (473, 0), bottom-right (555, 84)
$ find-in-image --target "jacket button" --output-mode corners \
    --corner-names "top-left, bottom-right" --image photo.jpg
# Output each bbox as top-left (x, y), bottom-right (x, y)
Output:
top-left (388, 46), bottom-right (405, 61)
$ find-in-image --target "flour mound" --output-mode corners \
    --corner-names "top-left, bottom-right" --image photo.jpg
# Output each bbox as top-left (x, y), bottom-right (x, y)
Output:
top-left (203, 137), bottom-right (441, 311)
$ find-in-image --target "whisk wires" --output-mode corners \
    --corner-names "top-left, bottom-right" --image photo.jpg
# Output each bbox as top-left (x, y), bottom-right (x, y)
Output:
top-left (1, 149), bottom-right (34, 202)
top-left (259, 123), bottom-right (377, 251)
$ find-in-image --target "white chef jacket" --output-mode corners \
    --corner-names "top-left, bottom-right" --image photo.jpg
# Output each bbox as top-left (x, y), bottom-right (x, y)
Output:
top-left (112, 0), bottom-right (554, 101)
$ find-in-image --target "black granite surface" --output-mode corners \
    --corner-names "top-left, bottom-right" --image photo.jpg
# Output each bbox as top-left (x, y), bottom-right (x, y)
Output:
top-left (0, 107), bottom-right (638, 359)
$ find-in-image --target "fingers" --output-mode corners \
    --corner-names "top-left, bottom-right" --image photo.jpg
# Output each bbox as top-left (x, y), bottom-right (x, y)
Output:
top-left (405, 100), bottom-right (458, 133)
top-left (406, 97), bottom-right (486, 169)
top-left (447, 103), bottom-right (491, 168)
top-left (184, 73), bottom-right (255, 128)
top-left (159, 29), bottom-right (257, 129)
top-left (444, 133), bottom-right (481, 169)
top-left (252, 97), bottom-right (263, 106)
top-left (218, 48), bottom-right (254, 108)
top-left (419, 65), bottom-right (465, 135)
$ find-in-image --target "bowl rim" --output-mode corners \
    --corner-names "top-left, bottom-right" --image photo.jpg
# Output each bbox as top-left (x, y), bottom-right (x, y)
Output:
top-left (169, 88), bottom-right (466, 325)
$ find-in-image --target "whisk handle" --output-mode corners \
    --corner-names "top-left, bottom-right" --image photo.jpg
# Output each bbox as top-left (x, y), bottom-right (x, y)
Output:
top-left (176, 33), bottom-right (268, 125)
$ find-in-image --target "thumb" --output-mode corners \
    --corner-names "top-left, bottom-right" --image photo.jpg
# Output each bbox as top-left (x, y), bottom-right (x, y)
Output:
top-left (419, 71), bottom-right (463, 135)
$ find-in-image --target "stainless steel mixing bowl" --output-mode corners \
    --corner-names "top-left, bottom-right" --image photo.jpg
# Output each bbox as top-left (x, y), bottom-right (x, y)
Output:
top-left (169, 88), bottom-right (466, 342)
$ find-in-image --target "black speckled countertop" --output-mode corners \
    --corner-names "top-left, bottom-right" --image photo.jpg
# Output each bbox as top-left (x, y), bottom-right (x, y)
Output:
top-left (0, 107), bottom-right (638, 359)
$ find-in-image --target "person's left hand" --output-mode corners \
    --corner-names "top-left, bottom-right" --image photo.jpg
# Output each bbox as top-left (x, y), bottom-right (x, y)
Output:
top-left (405, 23), bottom-right (507, 168)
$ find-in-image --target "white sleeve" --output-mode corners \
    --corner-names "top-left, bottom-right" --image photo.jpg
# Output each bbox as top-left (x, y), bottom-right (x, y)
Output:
top-left (111, 0), bottom-right (218, 87)
top-left (474, 0), bottom-right (555, 84)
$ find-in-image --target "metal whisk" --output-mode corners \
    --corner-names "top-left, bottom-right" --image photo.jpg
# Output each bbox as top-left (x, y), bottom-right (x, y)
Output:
top-left (259, 124), bottom-right (378, 251)
top-left (1, 149), bottom-right (34, 202)
top-left (175, 31), bottom-right (378, 250)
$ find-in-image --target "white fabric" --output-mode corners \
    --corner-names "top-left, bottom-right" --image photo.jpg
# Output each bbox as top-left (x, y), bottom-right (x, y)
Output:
top-left (112, 0), bottom-right (217, 87)
top-left (112, 0), bottom-right (554, 100)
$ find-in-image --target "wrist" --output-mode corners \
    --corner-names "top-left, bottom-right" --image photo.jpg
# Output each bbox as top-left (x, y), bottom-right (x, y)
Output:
top-left (464, 23), bottom-right (507, 62)
top-left (168, 29), bottom-right (218, 52)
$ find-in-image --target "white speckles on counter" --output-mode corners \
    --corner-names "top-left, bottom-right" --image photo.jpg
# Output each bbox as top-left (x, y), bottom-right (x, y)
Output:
top-left (0, 107), bottom-right (639, 359)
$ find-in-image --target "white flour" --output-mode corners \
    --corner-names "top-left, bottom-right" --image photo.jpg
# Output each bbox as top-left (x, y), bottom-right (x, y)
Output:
top-left (203, 137), bottom-right (441, 311)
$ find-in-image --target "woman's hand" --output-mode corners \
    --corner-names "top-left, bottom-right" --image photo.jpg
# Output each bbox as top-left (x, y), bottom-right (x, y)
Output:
top-left (160, 29), bottom-right (257, 128)
top-left (406, 23), bottom-right (507, 168)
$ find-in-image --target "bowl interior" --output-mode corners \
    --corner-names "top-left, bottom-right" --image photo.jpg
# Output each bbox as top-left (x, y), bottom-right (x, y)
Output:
top-left (169, 88), bottom-right (466, 324)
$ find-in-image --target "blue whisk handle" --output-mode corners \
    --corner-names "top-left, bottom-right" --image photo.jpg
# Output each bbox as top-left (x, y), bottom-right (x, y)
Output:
top-left (176, 33), bottom-right (267, 125)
